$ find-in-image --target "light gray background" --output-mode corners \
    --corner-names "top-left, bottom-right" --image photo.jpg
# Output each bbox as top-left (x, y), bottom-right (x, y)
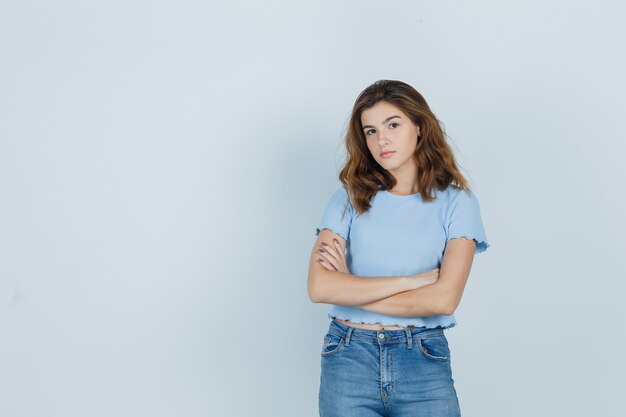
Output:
top-left (1, 1), bottom-right (625, 416)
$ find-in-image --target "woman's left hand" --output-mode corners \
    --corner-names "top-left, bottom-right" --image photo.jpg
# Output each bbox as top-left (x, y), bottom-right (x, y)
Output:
top-left (316, 238), bottom-right (350, 274)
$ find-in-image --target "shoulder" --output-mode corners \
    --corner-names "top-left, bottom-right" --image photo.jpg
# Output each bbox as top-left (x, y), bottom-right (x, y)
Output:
top-left (324, 185), bottom-right (349, 206)
top-left (325, 185), bottom-right (355, 214)
top-left (440, 185), bottom-right (482, 216)
top-left (330, 185), bottom-right (349, 200)
top-left (442, 184), bottom-right (478, 203)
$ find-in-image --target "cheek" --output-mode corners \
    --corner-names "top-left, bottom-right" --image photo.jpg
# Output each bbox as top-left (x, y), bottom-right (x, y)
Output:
top-left (366, 141), bottom-right (377, 155)
top-left (401, 135), bottom-right (418, 151)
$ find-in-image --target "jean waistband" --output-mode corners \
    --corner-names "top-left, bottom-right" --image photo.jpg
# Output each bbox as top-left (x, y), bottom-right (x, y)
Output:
top-left (328, 318), bottom-right (445, 348)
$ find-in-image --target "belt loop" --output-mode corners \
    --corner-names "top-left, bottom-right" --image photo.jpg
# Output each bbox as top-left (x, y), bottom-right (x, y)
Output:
top-left (405, 328), bottom-right (413, 349)
top-left (344, 327), bottom-right (354, 346)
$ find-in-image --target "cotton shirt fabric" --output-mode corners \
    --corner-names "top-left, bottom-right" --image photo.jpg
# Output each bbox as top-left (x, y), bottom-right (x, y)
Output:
top-left (315, 184), bottom-right (490, 329)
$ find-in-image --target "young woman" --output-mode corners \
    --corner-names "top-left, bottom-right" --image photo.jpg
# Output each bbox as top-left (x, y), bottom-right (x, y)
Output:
top-left (307, 80), bottom-right (490, 417)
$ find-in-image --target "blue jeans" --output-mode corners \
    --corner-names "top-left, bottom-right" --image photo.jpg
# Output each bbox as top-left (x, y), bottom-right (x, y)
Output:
top-left (319, 318), bottom-right (461, 417)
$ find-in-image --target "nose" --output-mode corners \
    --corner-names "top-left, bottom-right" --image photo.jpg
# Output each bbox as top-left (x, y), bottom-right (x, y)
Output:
top-left (377, 132), bottom-right (389, 146)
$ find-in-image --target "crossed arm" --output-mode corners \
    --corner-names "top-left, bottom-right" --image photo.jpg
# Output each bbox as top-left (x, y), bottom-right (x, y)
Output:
top-left (307, 229), bottom-right (477, 317)
top-left (358, 238), bottom-right (476, 316)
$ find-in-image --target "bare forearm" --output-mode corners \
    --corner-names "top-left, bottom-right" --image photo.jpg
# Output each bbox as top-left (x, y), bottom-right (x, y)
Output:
top-left (310, 269), bottom-right (416, 306)
top-left (357, 281), bottom-right (450, 317)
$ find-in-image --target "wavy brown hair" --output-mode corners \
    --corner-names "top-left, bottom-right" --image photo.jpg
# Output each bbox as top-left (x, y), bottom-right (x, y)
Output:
top-left (338, 79), bottom-right (472, 213)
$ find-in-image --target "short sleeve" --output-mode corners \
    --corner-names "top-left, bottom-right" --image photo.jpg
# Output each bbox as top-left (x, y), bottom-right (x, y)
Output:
top-left (445, 189), bottom-right (490, 254)
top-left (315, 187), bottom-right (354, 242)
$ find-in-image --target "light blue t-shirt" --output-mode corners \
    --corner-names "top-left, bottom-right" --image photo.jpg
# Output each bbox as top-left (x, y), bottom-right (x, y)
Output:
top-left (315, 184), bottom-right (490, 329)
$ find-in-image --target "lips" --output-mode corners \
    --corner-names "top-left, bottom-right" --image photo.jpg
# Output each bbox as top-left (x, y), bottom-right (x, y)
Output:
top-left (380, 151), bottom-right (395, 158)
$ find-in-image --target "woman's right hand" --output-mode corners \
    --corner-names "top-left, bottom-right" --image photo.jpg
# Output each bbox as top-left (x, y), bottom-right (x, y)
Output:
top-left (408, 268), bottom-right (440, 289)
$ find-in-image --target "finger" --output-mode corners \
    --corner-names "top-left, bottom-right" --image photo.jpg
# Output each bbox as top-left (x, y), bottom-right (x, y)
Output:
top-left (317, 257), bottom-right (337, 271)
top-left (332, 239), bottom-right (346, 258)
top-left (318, 244), bottom-right (339, 261)
top-left (317, 247), bottom-right (339, 270)
top-left (321, 242), bottom-right (341, 260)
top-left (319, 251), bottom-right (339, 270)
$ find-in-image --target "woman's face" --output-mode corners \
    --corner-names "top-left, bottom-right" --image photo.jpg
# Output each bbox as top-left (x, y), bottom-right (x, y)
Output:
top-left (361, 101), bottom-right (421, 175)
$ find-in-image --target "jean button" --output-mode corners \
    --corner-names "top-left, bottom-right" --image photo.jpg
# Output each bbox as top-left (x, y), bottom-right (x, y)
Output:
top-left (378, 333), bottom-right (385, 340)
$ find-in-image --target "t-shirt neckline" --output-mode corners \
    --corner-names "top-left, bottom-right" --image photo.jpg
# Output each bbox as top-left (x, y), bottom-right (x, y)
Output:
top-left (381, 190), bottom-right (421, 199)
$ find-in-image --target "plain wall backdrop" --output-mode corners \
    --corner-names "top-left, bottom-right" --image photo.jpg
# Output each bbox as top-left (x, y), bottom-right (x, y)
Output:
top-left (1, 1), bottom-right (625, 416)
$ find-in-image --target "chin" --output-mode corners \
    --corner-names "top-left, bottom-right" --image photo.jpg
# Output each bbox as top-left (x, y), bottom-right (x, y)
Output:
top-left (380, 163), bottom-right (399, 171)
top-left (376, 157), bottom-right (401, 170)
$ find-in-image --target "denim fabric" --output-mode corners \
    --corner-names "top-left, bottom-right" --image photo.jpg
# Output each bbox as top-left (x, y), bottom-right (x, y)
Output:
top-left (319, 319), bottom-right (461, 417)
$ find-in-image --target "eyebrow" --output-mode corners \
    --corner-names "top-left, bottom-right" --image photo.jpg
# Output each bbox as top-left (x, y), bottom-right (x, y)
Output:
top-left (362, 115), bottom-right (402, 130)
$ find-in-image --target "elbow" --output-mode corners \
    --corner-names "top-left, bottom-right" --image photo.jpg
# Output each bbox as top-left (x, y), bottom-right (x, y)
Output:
top-left (433, 284), bottom-right (458, 315)
top-left (307, 274), bottom-right (324, 303)
top-left (308, 287), bottom-right (322, 303)
top-left (440, 297), bottom-right (460, 316)
top-left (439, 302), bottom-right (455, 316)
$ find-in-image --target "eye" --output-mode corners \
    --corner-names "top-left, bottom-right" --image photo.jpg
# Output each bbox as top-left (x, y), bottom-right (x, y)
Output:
top-left (365, 129), bottom-right (376, 136)
top-left (389, 122), bottom-right (399, 128)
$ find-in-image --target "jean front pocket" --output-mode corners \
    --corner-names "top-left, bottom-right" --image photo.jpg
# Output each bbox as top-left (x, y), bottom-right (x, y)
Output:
top-left (417, 334), bottom-right (451, 362)
top-left (320, 332), bottom-right (345, 357)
